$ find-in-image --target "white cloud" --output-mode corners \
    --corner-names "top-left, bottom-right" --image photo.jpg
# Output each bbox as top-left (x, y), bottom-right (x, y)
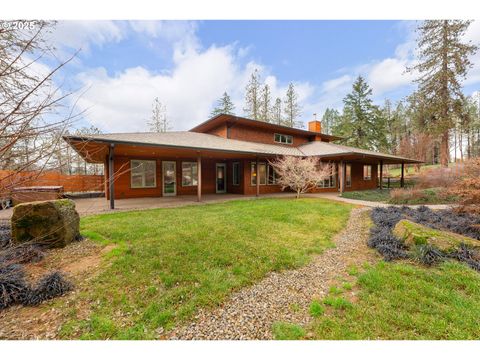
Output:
top-left (49, 21), bottom-right (125, 53)
top-left (76, 42), bottom-right (302, 132)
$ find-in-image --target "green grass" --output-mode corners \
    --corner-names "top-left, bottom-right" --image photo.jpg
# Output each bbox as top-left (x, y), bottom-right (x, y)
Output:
top-left (309, 300), bottom-right (325, 318)
top-left (308, 261), bottom-right (480, 339)
top-left (388, 187), bottom-right (458, 205)
top-left (341, 187), bottom-right (458, 205)
top-left (341, 189), bottom-right (392, 202)
top-left (60, 198), bottom-right (352, 339)
top-left (386, 163), bottom-right (447, 178)
top-left (272, 322), bottom-right (306, 340)
top-left (323, 296), bottom-right (353, 310)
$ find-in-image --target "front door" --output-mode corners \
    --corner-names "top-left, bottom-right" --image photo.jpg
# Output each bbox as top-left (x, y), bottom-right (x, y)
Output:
top-left (216, 163), bottom-right (227, 193)
top-left (162, 161), bottom-right (176, 196)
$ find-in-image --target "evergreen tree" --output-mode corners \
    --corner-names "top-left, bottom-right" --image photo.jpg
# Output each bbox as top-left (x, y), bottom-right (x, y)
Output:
top-left (259, 84), bottom-right (272, 122)
top-left (283, 82), bottom-right (303, 128)
top-left (410, 20), bottom-right (478, 167)
top-left (333, 76), bottom-right (385, 150)
top-left (243, 69), bottom-right (261, 120)
top-left (148, 98), bottom-right (171, 132)
top-left (271, 97), bottom-right (283, 125)
top-left (211, 91), bottom-right (236, 116)
top-left (321, 108), bottom-right (341, 135)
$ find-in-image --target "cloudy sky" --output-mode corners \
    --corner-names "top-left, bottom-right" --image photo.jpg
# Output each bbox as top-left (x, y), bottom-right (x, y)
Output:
top-left (46, 20), bottom-right (480, 133)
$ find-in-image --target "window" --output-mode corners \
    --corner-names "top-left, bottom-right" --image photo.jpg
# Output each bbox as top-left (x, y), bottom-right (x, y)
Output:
top-left (346, 164), bottom-right (352, 187)
top-left (232, 162), bottom-right (240, 186)
top-left (274, 133), bottom-right (293, 145)
top-left (182, 162), bottom-right (198, 186)
top-left (131, 160), bottom-right (156, 188)
top-left (267, 164), bottom-right (277, 185)
top-left (317, 164), bottom-right (337, 188)
top-left (363, 165), bottom-right (372, 180)
top-left (251, 162), bottom-right (266, 185)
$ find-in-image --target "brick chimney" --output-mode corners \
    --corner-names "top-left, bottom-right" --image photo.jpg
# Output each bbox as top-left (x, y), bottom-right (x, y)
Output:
top-left (308, 120), bottom-right (322, 133)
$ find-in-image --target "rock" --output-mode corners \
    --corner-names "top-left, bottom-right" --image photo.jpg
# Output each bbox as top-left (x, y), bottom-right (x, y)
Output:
top-left (11, 199), bottom-right (80, 248)
top-left (393, 219), bottom-right (479, 251)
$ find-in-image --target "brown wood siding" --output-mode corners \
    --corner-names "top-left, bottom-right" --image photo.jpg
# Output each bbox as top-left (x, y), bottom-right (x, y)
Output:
top-left (106, 154), bottom-right (378, 199)
top-left (228, 124), bottom-right (311, 146)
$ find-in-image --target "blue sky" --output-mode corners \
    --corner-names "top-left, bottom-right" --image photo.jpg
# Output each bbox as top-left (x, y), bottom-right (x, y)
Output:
top-left (47, 20), bottom-right (480, 132)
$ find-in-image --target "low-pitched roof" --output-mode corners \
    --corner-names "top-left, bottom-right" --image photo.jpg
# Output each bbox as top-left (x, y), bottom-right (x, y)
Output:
top-left (64, 131), bottom-right (422, 164)
top-left (64, 131), bottom-right (303, 156)
top-left (298, 141), bottom-right (422, 163)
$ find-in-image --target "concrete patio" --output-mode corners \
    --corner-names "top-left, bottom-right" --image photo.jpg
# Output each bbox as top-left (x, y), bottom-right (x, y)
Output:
top-left (0, 191), bottom-right (453, 221)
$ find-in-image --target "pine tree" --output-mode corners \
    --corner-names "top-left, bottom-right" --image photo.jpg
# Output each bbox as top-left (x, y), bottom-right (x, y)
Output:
top-left (333, 76), bottom-right (385, 150)
top-left (148, 98), bottom-right (171, 132)
top-left (211, 92), bottom-right (236, 117)
top-left (410, 20), bottom-right (478, 167)
top-left (271, 97), bottom-right (283, 125)
top-left (258, 84), bottom-right (272, 122)
top-left (321, 108), bottom-right (341, 135)
top-left (283, 82), bottom-right (303, 128)
top-left (243, 69), bottom-right (261, 120)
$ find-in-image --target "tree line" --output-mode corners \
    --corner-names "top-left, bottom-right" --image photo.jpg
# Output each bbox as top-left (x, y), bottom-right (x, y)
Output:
top-left (322, 20), bottom-right (479, 167)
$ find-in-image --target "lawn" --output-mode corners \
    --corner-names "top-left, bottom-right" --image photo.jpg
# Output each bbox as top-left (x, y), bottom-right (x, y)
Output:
top-left (341, 189), bottom-right (392, 202)
top-left (341, 188), bottom-right (458, 205)
top-left (297, 261), bottom-right (480, 340)
top-left (60, 198), bottom-right (352, 339)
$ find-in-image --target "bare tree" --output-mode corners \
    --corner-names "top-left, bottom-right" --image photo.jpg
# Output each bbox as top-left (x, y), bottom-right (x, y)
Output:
top-left (148, 97), bottom-right (171, 132)
top-left (0, 21), bottom-right (79, 199)
top-left (270, 156), bottom-right (333, 198)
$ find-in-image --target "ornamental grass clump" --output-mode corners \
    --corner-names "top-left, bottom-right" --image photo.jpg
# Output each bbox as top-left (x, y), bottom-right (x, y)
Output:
top-left (0, 264), bottom-right (30, 309)
top-left (26, 271), bottom-right (73, 306)
top-left (413, 244), bottom-right (445, 266)
top-left (0, 241), bottom-right (73, 310)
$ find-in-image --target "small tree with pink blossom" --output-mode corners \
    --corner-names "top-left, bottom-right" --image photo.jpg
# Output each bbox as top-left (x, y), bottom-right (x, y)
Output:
top-left (270, 156), bottom-right (334, 199)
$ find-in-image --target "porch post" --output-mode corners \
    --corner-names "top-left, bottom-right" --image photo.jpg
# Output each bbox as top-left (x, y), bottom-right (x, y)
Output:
top-left (108, 143), bottom-right (115, 210)
top-left (197, 153), bottom-right (202, 202)
top-left (400, 162), bottom-right (405, 188)
top-left (256, 156), bottom-right (260, 197)
top-left (379, 160), bottom-right (383, 190)
top-left (339, 160), bottom-right (345, 194)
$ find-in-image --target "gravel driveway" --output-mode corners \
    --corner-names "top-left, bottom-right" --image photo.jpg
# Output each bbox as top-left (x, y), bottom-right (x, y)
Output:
top-left (168, 207), bottom-right (375, 340)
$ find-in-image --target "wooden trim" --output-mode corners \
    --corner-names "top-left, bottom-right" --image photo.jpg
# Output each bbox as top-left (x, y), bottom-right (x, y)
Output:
top-left (379, 160), bottom-right (384, 190)
top-left (197, 155), bottom-right (202, 202)
top-left (108, 144), bottom-right (115, 209)
top-left (401, 162), bottom-right (405, 188)
top-left (256, 157), bottom-right (260, 197)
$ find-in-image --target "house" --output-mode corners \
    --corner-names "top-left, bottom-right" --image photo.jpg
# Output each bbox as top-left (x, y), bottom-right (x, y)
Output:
top-left (63, 114), bottom-right (421, 208)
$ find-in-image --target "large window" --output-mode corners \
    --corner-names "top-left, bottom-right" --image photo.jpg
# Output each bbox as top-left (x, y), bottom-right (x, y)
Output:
top-left (346, 164), bottom-right (352, 187)
top-left (251, 162), bottom-right (266, 185)
top-left (274, 133), bottom-right (293, 145)
top-left (131, 160), bottom-right (156, 188)
top-left (182, 162), bottom-right (198, 186)
top-left (363, 165), bottom-right (372, 180)
top-left (232, 162), bottom-right (240, 186)
top-left (267, 164), bottom-right (277, 185)
top-left (317, 165), bottom-right (337, 188)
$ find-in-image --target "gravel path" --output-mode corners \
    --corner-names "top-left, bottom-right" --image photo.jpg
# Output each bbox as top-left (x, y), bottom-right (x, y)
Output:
top-left (168, 207), bottom-right (375, 340)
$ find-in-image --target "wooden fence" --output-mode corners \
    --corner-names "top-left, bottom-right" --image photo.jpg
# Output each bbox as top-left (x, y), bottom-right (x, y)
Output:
top-left (0, 170), bottom-right (104, 193)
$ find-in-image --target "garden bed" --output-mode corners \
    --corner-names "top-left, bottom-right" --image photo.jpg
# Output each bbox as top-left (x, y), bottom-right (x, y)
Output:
top-left (368, 206), bottom-right (480, 269)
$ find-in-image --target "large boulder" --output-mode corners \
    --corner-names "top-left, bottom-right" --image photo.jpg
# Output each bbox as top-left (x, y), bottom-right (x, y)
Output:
top-left (393, 219), bottom-right (479, 251)
top-left (11, 199), bottom-right (80, 248)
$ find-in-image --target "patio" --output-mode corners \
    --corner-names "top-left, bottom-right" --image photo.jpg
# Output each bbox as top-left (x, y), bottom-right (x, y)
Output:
top-left (0, 193), bottom-right (294, 220)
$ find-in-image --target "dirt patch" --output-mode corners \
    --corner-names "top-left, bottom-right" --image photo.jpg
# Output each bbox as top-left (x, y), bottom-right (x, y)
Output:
top-left (0, 240), bottom-right (115, 339)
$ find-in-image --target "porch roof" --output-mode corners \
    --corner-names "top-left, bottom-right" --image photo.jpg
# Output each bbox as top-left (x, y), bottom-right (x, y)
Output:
top-left (64, 131), bottom-right (422, 164)
top-left (298, 141), bottom-right (422, 164)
